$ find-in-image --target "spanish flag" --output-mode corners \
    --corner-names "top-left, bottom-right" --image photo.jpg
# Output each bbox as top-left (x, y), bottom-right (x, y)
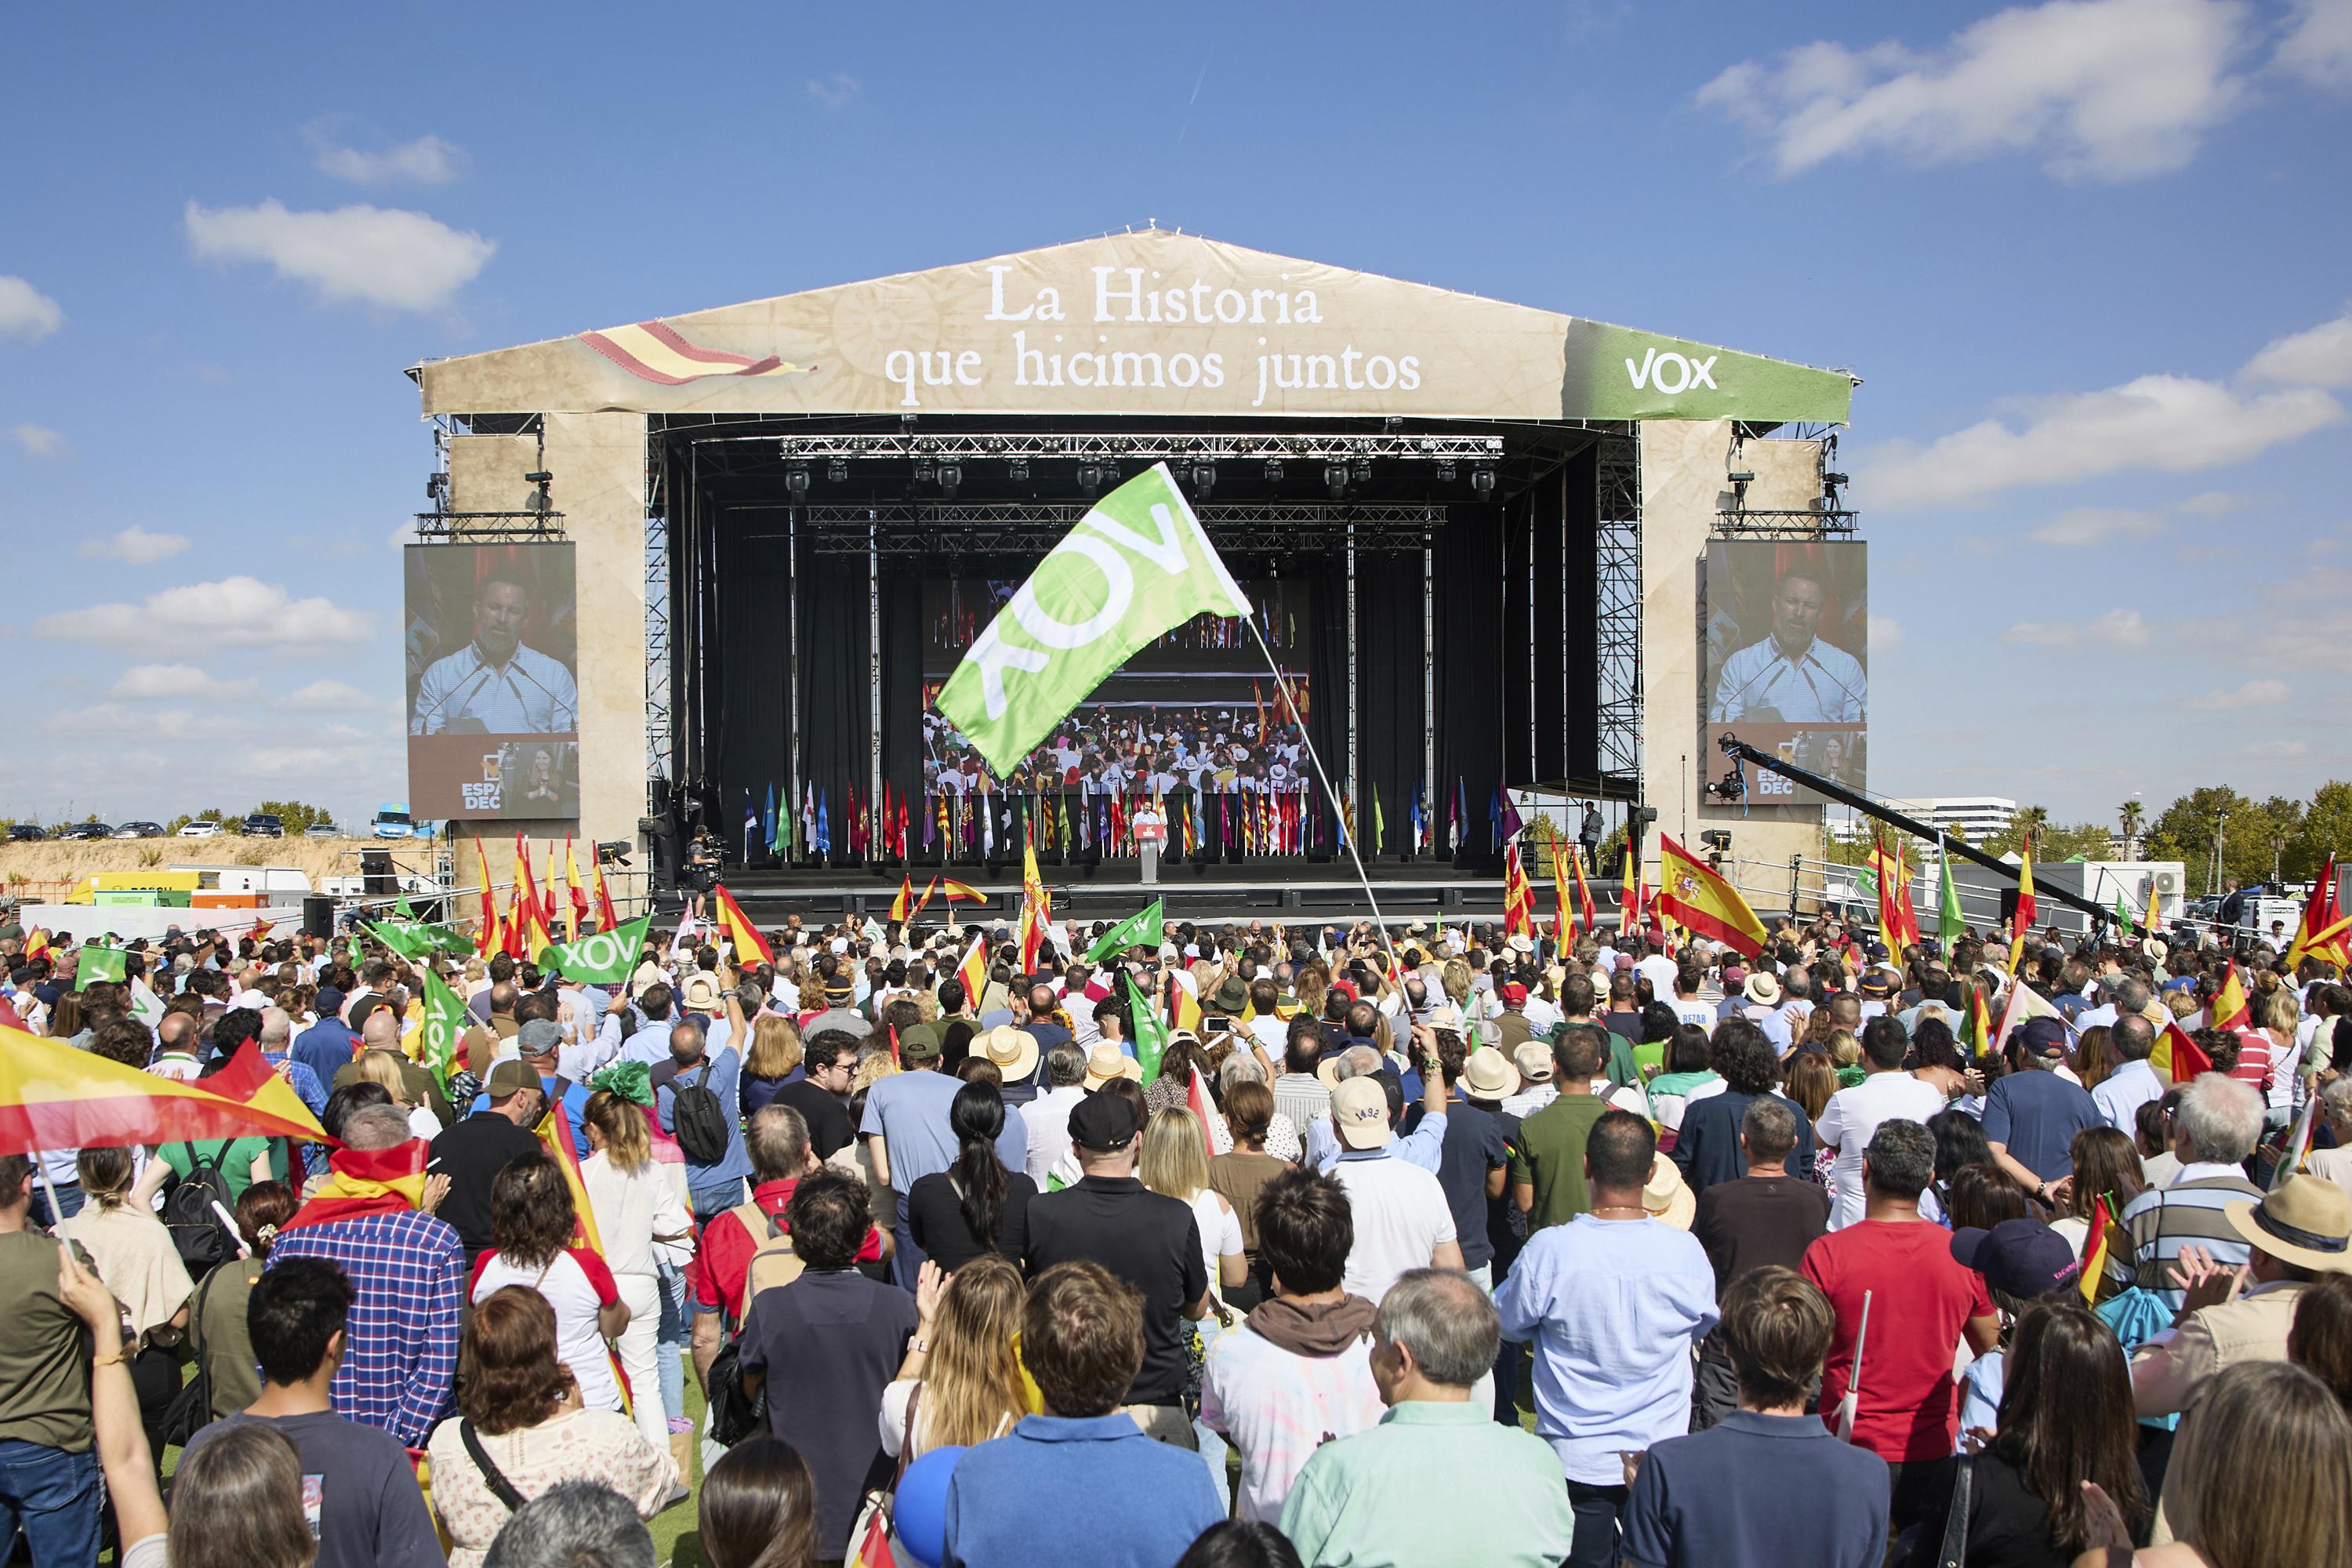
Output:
top-left (956, 931), bottom-right (990, 1009)
top-left (564, 836), bottom-right (591, 939)
top-left (2281, 856), bottom-right (2351, 974)
top-left (2152, 1020), bottom-right (2215, 1082)
top-left (1501, 843), bottom-right (1535, 938)
top-left (2205, 961), bottom-right (2252, 1032)
top-left (939, 879), bottom-right (986, 903)
top-left (1018, 839), bottom-right (1051, 975)
top-left (887, 875), bottom-right (916, 925)
top-left (1569, 845), bottom-right (1598, 937)
top-left (1654, 834), bottom-right (1767, 958)
top-left (2008, 840), bottom-right (2037, 976)
top-left (909, 874), bottom-right (942, 924)
top-left (1548, 837), bottom-right (1574, 939)
top-left (0, 1026), bottom-right (328, 1155)
top-left (1621, 838), bottom-right (1649, 939)
top-left (590, 846), bottom-right (620, 931)
top-left (2078, 1194), bottom-right (2115, 1304)
top-left (474, 840), bottom-right (503, 959)
top-left (711, 884), bottom-right (774, 966)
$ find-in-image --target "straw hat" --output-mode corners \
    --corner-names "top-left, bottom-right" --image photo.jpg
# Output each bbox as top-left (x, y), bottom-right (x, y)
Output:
top-left (1461, 1046), bottom-right (1521, 1101)
top-left (976, 1025), bottom-right (1040, 1083)
top-left (1742, 971), bottom-right (1783, 1007)
top-left (1642, 1155), bottom-right (1695, 1229)
top-left (2224, 1176), bottom-right (2352, 1274)
top-left (1082, 1043), bottom-right (1142, 1090)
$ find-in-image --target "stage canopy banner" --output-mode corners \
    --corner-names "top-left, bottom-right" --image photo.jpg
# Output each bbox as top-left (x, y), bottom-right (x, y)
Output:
top-left (419, 230), bottom-right (1854, 426)
top-left (935, 463), bottom-right (1251, 775)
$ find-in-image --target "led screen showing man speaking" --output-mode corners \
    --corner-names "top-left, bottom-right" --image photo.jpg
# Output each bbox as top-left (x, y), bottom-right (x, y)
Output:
top-left (405, 543), bottom-right (580, 819)
top-left (1704, 540), bottom-right (1866, 802)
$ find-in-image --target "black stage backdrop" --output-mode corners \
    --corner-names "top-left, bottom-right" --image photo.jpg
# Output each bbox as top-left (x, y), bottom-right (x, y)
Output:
top-left (796, 550), bottom-right (872, 854)
top-left (1356, 552), bottom-right (1428, 863)
top-left (1436, 504), bottom-right (1507, 873)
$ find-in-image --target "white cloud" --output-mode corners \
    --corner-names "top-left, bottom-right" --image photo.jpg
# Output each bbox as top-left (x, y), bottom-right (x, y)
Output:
top-left (2002, 608), bottom-right (2151, 647)
top-left (2276, 0), bottom-right (2352, 89)
top-left (807, 73), bottom-right (861, 109)
top-left (306, 129), bottom-right (466, 186)
top-left (2176, 489), bottom-right (2244, 514)
top-left (2241, 310), bottom-right (2352, 387)
top-left (107, 663), bottom-right (258, 702)
top-left (2027, 506), bottom-right (2169, 546)
top-left (44, 703), bottom-right (201, 739)
top-left (75, 524), bottom-right (191, 565)
top-left (184, 199), bottom-right (494, 313)
top-left (2249, 738), bottom-right (2312, 758)
top-left (34, 575), bottom-right (372, 651)
top-left (283, 679), bottom-right (379, 713)
top-left (2189, 677), bottom-right (2290, 708)
top-left (1696, 0), bottom-right (2251, 181)
top-left (0, 275), bottom-right (63, 341)
top-left (9, 424), bottom-right (66, 457)
top-left (1868, 615), bottom-right (1904, 656)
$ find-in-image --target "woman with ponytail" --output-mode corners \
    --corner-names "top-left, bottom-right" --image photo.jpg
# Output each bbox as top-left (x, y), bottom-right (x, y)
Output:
top-left (905, 1080), bottom-right (1036, 1271)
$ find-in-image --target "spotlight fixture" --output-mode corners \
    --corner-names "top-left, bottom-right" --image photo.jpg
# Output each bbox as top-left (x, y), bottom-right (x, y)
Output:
top-left (784, 463), bottom-right (811, 499)
top-left (1007, 458), bottom-right (1029, 483)
top-left (1434, 460), bottom-right (1457, 483)
top-left (524, 470), bottom-right (553, 485)
top-left (1823, 472), bottom-right (1849, 488)
top-left (1469, 465), bottom-right (1496, 496)
top-left (826, 459), bottom-right (848, 484)
top-left (1323, 463), bottom-right (1348, 499)
top-left (1076, 462), bottom-right (1104, 495)
top-left (937, 463), bottom-right (962, 499)
top-left (1352, 460), bottom-right (1371, 486)
top-left (1264, 458), bottom-right (1284, 484)
top-left (913, 458), bottom-right (935, 483)
top-left (423, 472), bottom-right (448, 503)
top-left (1726, 470), bottom-right (1755, 484)
top-left (1189, 462), bottom-right (1214, 497)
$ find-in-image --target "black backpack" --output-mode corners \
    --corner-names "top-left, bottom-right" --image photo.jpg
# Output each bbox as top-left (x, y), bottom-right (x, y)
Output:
top-left (162, 1142), bottom-right (237, 1276)
top-left (664, 1058), bottom-right (731, 1164)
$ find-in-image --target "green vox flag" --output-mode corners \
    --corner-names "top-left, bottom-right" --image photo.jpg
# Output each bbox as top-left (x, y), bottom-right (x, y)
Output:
top-left (935, 463), bottom-right (1251, 776)
top-left (1124, 972), bottom-right (1169, 1086)
top-left (536, 914), bottom-right (652, 984)
top-left (2112, 887), bottom-right (2134, 934)
top-left (395, 889), bottom-right (416, 919)
top-left (1084, 900), bottom-right (1165, 964)
top-left (1937, 858), bottom-right (1965, 948)
top-left (418, 964), bottom-right (469, 1088)
top-left (75, 946), bottom-right (127, 986)
top-left (369, 920), bottom-right (471, 961)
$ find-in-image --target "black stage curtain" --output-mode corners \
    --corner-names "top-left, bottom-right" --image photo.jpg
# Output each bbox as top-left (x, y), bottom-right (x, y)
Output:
top-left (1436, 504), bottom-right (1505, 872)
top-left (1560, 447), bottom-right (1601, 791)
top-left (1532, 468), bottom-right (1568, 786)
top-left (1305, 572), bottom-right (1352, 863)
top-left (1501, 491), bottom-right (1535, 795)
top-left (1355, 551), bottom-right (1426, 862)
top-left (796, 551), bottom-right (871, 862)
top-left (711, 514), bottom-right (793, 862)
top-left (878, 567), bottom-right (924, 863)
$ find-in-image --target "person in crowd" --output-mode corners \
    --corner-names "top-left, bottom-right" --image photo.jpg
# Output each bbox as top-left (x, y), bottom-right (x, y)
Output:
top-left (735, 1170), bottom-right (919, 1559)
top-left (735, 1013), bottom-right (804, 1121)
top-left (1325, 1072), bottom-right (1462, 1302)
top-left (2288, 1269), bottom-right (2352, 1411)
top-left (59, 1145), bottom-right (191, 1456)
top-left (1270, 1015), bottom-right (1333, 1135)
top-left (1138, 1103), bottom-right (1248, 1489)
top-left (268, 1102), bottom-right (466, 1447)
top-left (1174, 1521), bottom-right (1305, 1568)
top-left (1668, 1017), bottom-right (1814, 1189)
top-left (941, 1261), bottom-right (1226, 1568)
top-left (579, 1086), bottom-right (695, 1459)
top-left (1200, 1167), bottom-right (1384, 1524)
top-left (426, 1286), bottom-right (674, 1568)
top-left (0, 1154), bottom-right (108, 1561)
top-left (1801, 1119), bottom-right (2001, 1539)
top-left (1816, 1015), bottom-right (1947, 1229)
top-left (772, 1027), bottom-right (861, 1160)
top-left (431, 1058), bottom-right (549, 1270)
top-left (354, 1047), bottom-right (443, 1141)
top-left (879, 1255), bottom-right (1028, 1461)
top-left (653, 1017), bottom-right (755, 1221)
top-left (2120, 1073), bottom-right (2266, 1312)
top-left (1008, 1093), bottom-right (1210, 1446)
top-left (187, 1256), bottom-right (445, 1568)
top-left (2132, 1174), bottom-right (2352, 1417)
top-left (2091, 1014), bottom-right (2164, 1134)
top-left (2048, 1126), bottom-right (2145, 1271)
top-left (865, 1025), bottom-right (994, 1283)
top-left (2076, 1359), bottom-right (2352, 1568)
top-left (1984, 1015), bottom-right (2106, 1196)
top-left (1496, 1110), bottom-right (1718, 1566)
top-left (1207, 1077), bottom-right (1292, 1298)
top-left (1023, 1041), bottom-right (1092, 1187)
top-left (1618, 1265), bottom-right (1889, 1568)
top-left (192, 1180), bottom-right (300, 1420)
top-left (697, 1436), bottom-right (819, 1568)
top-left (1688, 1096), bottom-right (1831, 1428)
top-left (480, 1480), bottom-right (659, 1568)
top-left (1511, 1025), bottom-right (1613, 1229)
top-left (907, 1080), bottom-right (1038, 1270)
top-left (1283, 1268), bottom-right (1577, 1568)
top-left (471, 1154), bottom-right (631, 1414)
top-left (1428, 1039), bottom-right (1512, 1290)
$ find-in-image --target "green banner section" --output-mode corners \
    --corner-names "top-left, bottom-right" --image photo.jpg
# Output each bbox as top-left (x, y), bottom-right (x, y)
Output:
top-left (1084, 900), bottom-right (1165, 964)
top-left (1560, 319), bottom-right (1853, 425)
top-left (419, 964), bottom-right (468, 1087)
top-left (369, 920), bottom-right (473, 961)
top-left (75, 946), bottom-right (127, 986)
top-left (536, 915), bottom-right (652, 984)
top-left (1125, 972), bottom-right (1169, 1086)
top-left (935, 463), bottom-right (1250, 775)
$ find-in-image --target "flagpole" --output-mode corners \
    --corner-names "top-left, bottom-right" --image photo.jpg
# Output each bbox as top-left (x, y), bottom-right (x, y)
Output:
top-left (1243, 619), bottom-right (1406, 982)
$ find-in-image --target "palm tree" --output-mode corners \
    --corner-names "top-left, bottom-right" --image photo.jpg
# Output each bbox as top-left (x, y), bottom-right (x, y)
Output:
top-left (2119, 798), bottom-right (2144, 859)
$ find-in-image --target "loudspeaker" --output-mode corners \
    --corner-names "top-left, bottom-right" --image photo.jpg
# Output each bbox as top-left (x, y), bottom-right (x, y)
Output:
top-left (302, 896), bottom-right (336, 941)
top-left (361, 849), bottom-right (394, 897)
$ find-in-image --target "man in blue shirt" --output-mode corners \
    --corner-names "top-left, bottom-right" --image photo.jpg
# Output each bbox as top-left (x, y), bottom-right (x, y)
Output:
top-left (1619, 1265), bottom-right (1887, 1568)
top-left (291, 985), bottom-right (357, 1087)
top-left (1983, 1016), bottom-right (2104, 1191)
top-left (654, 1017), bottom-right (753, 1220)
top-left (943, 1260), bottom-right (1223, 1568)
top-left (470, 1019), bottom-right (590, 1149)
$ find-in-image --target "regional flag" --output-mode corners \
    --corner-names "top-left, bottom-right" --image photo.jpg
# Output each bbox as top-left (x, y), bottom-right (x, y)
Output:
top-left (417, 964), bottom-right (470, 1088)
top-left (1085, 900), bottom-right (1165, 964)
top-left (2206, 962), bottom-right (2252, 1031)
top-left (2008, 840), bottom-right (2037, 975)
top-left (1167, 974), bottom-right (1204, 1039)
top-left (539, 915), bottom-right (653, 984)
top-left (711, 884), bottom-right (774, 967)
top-left (934, 464), bottom-right (1252, 775)
top-left (1654, 834), bottom-right (1767, 959)
top-left (75, 946), bottom-right (128, 987)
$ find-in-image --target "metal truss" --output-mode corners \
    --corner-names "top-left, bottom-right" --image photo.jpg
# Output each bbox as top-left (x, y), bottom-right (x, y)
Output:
top-left (1594, 430), bottom-right (1643, 804)
top-left (775, 500), bottom-right (1445, 557)
top-left (644, 445), bottom-right (672, 784)
top-left (408, 510), bottom-right (567, 542)
top-left (756, 431), bottom-right (1508, 463)
top-left (1712, 507), bottom-right (1859, 539)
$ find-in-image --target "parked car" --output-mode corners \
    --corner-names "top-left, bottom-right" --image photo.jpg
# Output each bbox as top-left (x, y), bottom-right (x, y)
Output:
top-left (241, 813), bottom-right (285, 838)
top-left (59, 822), bottom-right (114, 840)
top-left (372, 804), bottom-right (415, 840)
top-left (303, 821), bottom-right (340, 838)
top-left (110, 821), bottom-right (165, 839)
top-left (177, 820), bottom-right (223, 837)
top-left (5, 824), bottom-right (43, 841)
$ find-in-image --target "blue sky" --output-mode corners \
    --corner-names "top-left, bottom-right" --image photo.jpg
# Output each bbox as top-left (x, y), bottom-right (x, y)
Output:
top-left (2, 0), bottom-right (2347, 830)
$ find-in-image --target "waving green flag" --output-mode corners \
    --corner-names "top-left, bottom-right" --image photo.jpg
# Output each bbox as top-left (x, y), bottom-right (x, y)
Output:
top-left (1936, 850), bottom-right (1965, 948)
top-left (935, 463), bottom-right (1251, 775)
top-left (369, 920), bottom-right (472, 962)
top-left (418, 964), bottom-right (469, 1088)
top-left (1124, 972), bottom-right (1169, 1086)
top-left (537, 914), bottom-right (652, 984)
top-left (75, 946), bottom-right (128, 986)
top-left (1084, 900), bottom-right (1165, 964)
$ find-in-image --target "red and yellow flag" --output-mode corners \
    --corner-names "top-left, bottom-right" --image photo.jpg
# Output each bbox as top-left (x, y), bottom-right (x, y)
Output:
top-left (1548, 837), bottom-right (1574, 939)
top-left (956, 931), bottom-right (990, 1009)
top-left (908, 874), bottom-right (942, 924)
top-left (2153, 1020), bottom-right (2215, 1081)
top-left (1872, 837), bottom-right (1920, 950)
top-left (2207, 961), bottom-right (2252, 1032)
top-left (2282, 855), bottom-right (2351, 974)
top-left (564, 835), bottom-right (590, 941)
top-left (590, 848), bottom-right (619, 931)
top-left (1501, 842), bottom-right (1536, 938)
top-left (513, 836), bottom-right (554, 957)
top-left (536, 1096), bottom-right (606, 1256)
top-left (711, 884), bottom-right (774, 967)
top-left (474, 839), bottom-right (503, 958)
top-left (1621, 839), bottom-right (1650, 939)
top-left (1167, 974), bottom-right (1205, 1038)
top-left (887, 875), bottom-right (916, 925)
top-left (0, 1026), bottom-right (328, 1154)
top-left (1654, 834), bottom-right (1768, 958)
top-left (2008, 839), bottom-right (2037, 975)
top-left (1568, 844), bottom-right (1598, 938)
top-left (939, 879), bottom-right (985, 903)
top-left (1018, 839), bottom-right (1051, 974)
top-left (2079, 1194), bottom-right (2114, 1304)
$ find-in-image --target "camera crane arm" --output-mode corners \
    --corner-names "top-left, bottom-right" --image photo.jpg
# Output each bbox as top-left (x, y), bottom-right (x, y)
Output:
top-left (1712, 735), bottom-right (2118, 929)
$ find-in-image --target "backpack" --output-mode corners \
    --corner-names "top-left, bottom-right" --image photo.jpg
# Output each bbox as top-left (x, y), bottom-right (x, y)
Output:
top-left (731, 1197), bottom-right (806, 1308)
top-left (665, 1058), bottom-right (731, 1164)
top-left (162, 1142), bottom-right (238, 1276)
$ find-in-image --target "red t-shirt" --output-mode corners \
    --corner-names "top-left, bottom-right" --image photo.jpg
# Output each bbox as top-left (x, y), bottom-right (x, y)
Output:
top-left (1801, 1219), bottom-right (1994, 1462)
top-left (686, 1177), bottom-right (886, 1321)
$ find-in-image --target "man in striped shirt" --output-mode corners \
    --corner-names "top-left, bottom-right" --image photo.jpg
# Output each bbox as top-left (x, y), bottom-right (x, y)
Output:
top-left (2121, 1073), bottom-right (2265, 1313)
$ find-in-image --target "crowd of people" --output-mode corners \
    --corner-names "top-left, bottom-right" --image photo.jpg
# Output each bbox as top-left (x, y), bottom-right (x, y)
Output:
top-left (0, 893), bottom-right (2349, 1568)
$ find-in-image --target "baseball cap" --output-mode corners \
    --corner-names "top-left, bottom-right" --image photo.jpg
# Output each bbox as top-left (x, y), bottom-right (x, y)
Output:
top-left (1513, 1041), bottom-right (1555, 1083)
top-left (1498, 981), bottom-right (1529, 1004)
top-left (484, 1059), bottom-right (539, 1098)
top-left (315, 985), bottom-right (346, 1014)
top-left (1858, 971), bottom-right (1893, 999)
top-left (898, 1023), bottom-right (942, 1063)
top-left (1951, 1219), bottom-right (2081, 1300)
top-left (1069, 1091), bottom-right (1138, 1152)
top-left (1330, 1076), bottom-right (1392, 1149)
top-left (517, 1019), bottom-right (563, 1058)
top-left (2017, 1015), bottom-right (2070, 1058)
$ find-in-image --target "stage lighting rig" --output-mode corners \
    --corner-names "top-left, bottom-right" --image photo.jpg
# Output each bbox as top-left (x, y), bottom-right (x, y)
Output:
top-left (1469, 465), bottom-right (1496, 496)
top-left (1323, 463), bottom-right (1348, 499)
top-left (1076, 462), bottom-right (1104, 496)
top-left (1191, 462), bottom-right (1214, 497)
top-left (1352, 459), bottom-right (1371, 486)
top-left (1264, 458), bottom-right (1283, 484)
top-left (913, 458), bottom-right (935, 483)
top-left (937, 463), bottom-right (963, 499)
top-left (1435, 460), bottom-right (1456, 483)
top-left (594, 840), bottom-right (633, 866)
top-left (785, 463), bottom-right (811, 499)
top-left (1007, 458), bottom-right (1029, 482)
top-left (826, 459), bottom-right (848, 484)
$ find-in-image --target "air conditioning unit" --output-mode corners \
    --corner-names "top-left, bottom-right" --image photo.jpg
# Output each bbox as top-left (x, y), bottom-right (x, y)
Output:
top-left (2154, 869), bottom-right (2180, 893)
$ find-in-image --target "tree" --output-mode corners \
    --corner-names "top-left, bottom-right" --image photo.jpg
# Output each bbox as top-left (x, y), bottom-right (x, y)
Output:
top-left (2141, 787), bottom-right (2303, 894)
top-left (2119, 798), bottom-right (2144, 858)
top-left (2290, 781), bottom-right (2352, 880)
top-left (247, 800), bottom-right (331, 833)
